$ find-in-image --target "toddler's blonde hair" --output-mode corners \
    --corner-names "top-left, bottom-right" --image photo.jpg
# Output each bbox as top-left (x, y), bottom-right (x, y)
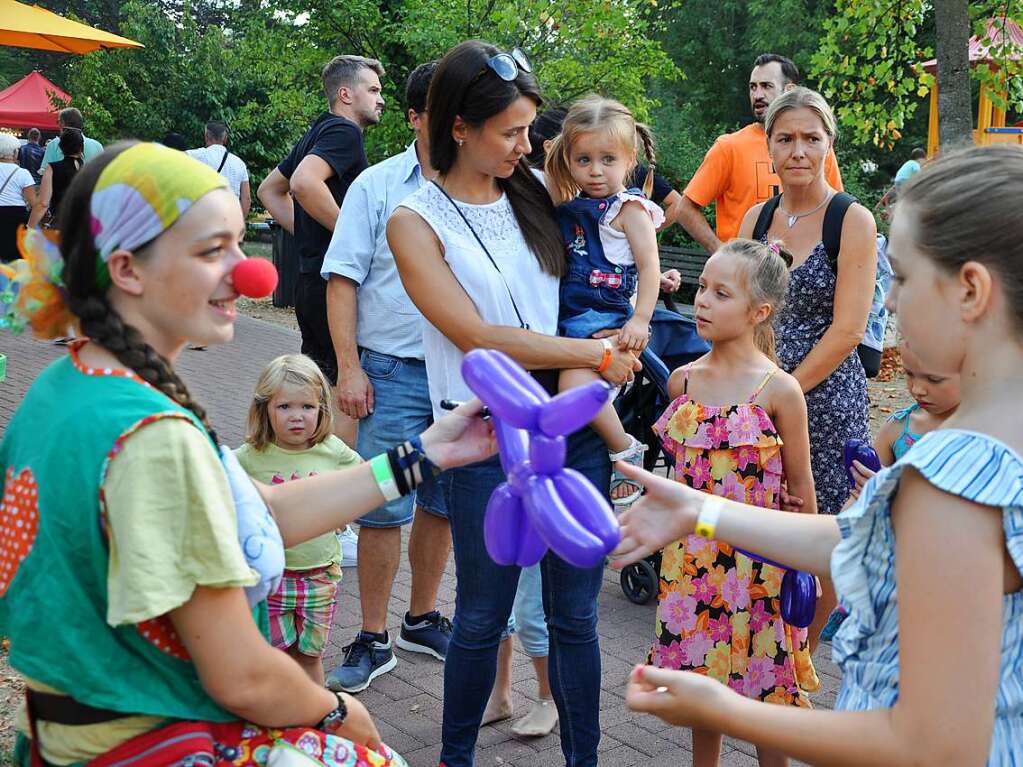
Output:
top-left (544, 95), bottom-right (656, 206)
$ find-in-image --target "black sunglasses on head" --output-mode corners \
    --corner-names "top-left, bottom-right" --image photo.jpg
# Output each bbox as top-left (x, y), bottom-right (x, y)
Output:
top-left (472, 48), bottom-right (532, 84)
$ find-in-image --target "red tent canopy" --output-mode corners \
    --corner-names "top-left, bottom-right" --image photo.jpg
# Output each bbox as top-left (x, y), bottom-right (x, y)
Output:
top-left (0, 71), bottom-right (70, 130)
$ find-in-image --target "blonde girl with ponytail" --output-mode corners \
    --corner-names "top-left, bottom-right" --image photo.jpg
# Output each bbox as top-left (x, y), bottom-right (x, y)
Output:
top-left (544, 95), bottom-right (664, 505)
top-left (646, 238), bottom-right (818, 767)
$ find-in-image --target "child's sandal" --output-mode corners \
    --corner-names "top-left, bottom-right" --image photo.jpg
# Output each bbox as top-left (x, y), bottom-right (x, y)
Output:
top-left (608, 436), bottom-right (647, 506)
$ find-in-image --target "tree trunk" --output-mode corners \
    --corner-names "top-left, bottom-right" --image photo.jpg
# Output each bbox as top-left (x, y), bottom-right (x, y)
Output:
top-left (933, 0), bottom-right (974, 148)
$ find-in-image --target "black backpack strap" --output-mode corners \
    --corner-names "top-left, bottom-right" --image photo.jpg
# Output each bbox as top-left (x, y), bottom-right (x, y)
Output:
top-left (822, 192), bottom-right (857, 272)
top-left (751, 194), bottom-right (782, 242)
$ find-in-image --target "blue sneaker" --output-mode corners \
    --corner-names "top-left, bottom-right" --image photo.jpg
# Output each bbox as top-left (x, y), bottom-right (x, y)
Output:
top-left (326, 631), bottom-right (397, 693)
top-left (396, 611), bottom-right (452, 660)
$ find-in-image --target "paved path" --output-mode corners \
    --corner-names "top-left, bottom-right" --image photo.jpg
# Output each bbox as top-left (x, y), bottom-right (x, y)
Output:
top-left (0, 317), bottom-right (841, 767)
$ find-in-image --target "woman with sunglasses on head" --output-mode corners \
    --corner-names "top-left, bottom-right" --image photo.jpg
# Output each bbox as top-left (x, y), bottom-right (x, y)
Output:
top-left (387, 40), bottom-right (640, 767)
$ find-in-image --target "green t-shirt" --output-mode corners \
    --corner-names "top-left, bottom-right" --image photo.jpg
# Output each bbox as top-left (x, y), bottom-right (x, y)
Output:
top-left (234, 436), bottom-right (362, 569)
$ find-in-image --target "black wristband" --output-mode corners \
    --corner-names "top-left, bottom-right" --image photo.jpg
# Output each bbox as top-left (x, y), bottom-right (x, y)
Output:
top-left (315, 691), bottom-right (348, 732)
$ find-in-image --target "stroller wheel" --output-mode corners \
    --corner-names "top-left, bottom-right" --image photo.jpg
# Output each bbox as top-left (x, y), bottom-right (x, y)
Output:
top-left (620, 559), bottom-right (658, 605)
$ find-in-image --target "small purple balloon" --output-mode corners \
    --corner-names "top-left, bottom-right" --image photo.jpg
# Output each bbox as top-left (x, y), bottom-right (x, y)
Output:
top-left (735, 547), bottom-right (817, 628)
top-left (461, 349), bottom-right (619, 568)
top-left (484, 485), bottom-right (547, 567)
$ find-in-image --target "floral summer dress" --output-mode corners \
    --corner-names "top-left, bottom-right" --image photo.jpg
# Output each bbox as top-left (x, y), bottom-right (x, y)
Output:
top-left (649, 366), bottom-right (819, 706)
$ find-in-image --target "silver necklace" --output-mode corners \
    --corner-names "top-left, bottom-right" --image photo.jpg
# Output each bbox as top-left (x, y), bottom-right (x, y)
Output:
top-left (780, 191), bottom-right (833, 229)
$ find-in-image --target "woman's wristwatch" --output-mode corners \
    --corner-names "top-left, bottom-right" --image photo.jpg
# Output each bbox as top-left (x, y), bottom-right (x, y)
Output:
top-left (316, 691), bottom-right (348, 733)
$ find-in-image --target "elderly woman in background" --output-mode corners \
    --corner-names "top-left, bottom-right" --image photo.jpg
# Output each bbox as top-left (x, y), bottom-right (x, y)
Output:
top-left (0, 133), bottom-right (38, 260)
top-left (738, 87), bottom-right (877, 647)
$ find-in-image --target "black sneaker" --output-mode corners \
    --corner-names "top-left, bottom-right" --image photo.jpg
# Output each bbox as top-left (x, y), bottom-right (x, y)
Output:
top-left (326, 631), bottom-right (397, 693)
top-left (396, 611), bottom-right (452, 660)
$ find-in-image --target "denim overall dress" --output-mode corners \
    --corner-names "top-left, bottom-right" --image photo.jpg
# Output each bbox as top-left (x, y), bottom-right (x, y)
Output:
top-left (557, 191), bottom-right (641, 339)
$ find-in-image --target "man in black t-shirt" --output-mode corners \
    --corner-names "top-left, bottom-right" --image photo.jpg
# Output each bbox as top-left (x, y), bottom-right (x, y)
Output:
top-left (259, 54), bottom-right (385, 389)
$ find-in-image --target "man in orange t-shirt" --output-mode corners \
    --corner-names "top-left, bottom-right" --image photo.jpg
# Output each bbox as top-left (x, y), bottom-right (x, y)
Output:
top-left (678, 54), bottom-right (843, 253)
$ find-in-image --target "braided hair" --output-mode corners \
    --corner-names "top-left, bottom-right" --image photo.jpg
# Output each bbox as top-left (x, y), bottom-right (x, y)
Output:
top-left (58, 143), bottom-right (220, 445)
top-left (634, 122), bottom-right (657, 200)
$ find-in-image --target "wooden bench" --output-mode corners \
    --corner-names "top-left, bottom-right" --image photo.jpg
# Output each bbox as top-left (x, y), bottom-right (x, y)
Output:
top-left (658, 245), bottom-right (709, 317)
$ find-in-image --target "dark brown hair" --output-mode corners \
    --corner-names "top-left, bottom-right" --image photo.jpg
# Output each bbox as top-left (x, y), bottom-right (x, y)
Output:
top-left (898, 144), bottom-right (1023, 332)
top-left (427, 40), bottom-right (565, 277)
top-left (58, 142), bottom-right (220, 444)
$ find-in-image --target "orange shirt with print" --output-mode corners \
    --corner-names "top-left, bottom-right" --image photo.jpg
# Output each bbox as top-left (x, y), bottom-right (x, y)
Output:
top-left (684, 122), bottom-right (843, 242)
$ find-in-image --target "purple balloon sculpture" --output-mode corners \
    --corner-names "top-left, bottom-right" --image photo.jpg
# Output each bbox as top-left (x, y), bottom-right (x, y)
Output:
top-left (461, 348), bottom-right (620, 568)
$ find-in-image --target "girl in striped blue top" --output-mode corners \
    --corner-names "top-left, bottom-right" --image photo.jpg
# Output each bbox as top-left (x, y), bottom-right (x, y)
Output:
top-left (611, 144), bottom-right (1023, 767)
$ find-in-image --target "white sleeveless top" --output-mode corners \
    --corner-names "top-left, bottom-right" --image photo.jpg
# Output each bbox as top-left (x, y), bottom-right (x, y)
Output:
top-left (397, 182), bottom-right (560, 420)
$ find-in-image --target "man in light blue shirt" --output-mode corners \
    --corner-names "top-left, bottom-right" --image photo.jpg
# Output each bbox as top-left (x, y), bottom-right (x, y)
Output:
top-left (321, 62), bottom-right (452, 694)
top-left (39, 108), bottom-right (103, 170)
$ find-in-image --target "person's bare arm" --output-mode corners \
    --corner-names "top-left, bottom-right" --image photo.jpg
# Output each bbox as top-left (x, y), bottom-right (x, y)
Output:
top-left (789, 204), bottom-right (877, 393)
top-left (239, 180), bottom-right (252, 220)
top-left (386, 208), bottom-right (640, 382)
top-left (328, 275), bottom-right (373, 418)
top-left (290, 155), bottom-right (340, 232)
top-left (612, 462), bottom-right (840, 575)
top-left (27, 166), bottom-right (51, 229)
top-left (677, 195), bottom-right (722, 254)
top-left (770, 373), bottom-right (817, 515)
top-left (257, 169), bottom-right (294, 234)
top-left (627, 468), bottom-right (1006, 767)
top-left (22, 183), bottom-right (37, 211)
top-left (617, 200), bottom-right (660, 352)
top-left (657, 189), bottom-right (685, 233)
top-left (737, 202), bottom-right (764, 241)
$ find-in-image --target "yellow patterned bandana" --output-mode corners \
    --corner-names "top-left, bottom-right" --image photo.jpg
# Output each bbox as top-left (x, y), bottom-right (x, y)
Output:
top-left (91, 142), bottom-right (228, 270)
top-left (0, 143), bottom-right (228, 339)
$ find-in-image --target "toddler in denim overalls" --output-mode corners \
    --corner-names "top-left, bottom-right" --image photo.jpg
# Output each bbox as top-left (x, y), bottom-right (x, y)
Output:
top-left (544, 96), bottom-right (664, 505)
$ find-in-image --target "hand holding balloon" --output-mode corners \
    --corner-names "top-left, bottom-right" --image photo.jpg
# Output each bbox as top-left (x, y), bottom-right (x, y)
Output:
top-left (461, 349), bottom-right (620, 568)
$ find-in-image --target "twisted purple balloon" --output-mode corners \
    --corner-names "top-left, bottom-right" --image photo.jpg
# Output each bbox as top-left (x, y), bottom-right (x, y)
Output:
top-left (461, 349), bottom-right (619, 568)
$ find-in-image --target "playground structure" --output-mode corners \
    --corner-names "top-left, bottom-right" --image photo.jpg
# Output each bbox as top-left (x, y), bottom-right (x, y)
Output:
top-left (922, 17), bottom-right (1023, 156)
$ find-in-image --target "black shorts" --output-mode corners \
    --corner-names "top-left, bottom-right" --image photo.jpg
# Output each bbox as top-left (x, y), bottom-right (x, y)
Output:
top-left (295, 271), bottom-right (337, 385)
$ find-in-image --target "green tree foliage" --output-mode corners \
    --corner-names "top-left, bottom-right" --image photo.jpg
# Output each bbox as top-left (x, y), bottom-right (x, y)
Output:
top-left (811, 0), bottom-right (1022, 148)
top-left (50, 0), bottom-right (677, 186)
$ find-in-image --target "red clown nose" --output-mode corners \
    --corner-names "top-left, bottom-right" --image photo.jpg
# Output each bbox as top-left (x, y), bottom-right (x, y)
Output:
top-left (232, 258), bottom-right (279, 299)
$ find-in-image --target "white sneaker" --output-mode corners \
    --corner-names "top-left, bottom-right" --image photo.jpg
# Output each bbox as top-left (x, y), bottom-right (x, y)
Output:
top-left (338, 525), bottom-right (358, 567)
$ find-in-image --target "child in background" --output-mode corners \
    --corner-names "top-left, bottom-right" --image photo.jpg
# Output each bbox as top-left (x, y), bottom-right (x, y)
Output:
top-left (860, 339), bottom-right (961, 471)
top-left (544, 95), bottom-right (664, 505)
top-left (820, 340), bottom-right (962, 641)
top-left (651, 239), bottom-right (818, 767)
top-left (236, 354), bottom-right (362, 684)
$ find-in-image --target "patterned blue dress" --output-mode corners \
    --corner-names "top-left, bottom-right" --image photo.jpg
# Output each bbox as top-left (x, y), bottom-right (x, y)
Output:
top-left (831, 430), bottom-right (1023, 765)
top-left (775, 243), bottom-right (870, 515)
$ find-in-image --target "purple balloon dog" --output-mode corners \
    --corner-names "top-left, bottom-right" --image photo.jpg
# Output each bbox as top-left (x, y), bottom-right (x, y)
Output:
top-left (461, 349), bottom-right (620, 568)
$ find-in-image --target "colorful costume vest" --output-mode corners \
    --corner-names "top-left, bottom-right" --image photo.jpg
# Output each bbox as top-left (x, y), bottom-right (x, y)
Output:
top-left (0, 356), bottom-right (238, 722)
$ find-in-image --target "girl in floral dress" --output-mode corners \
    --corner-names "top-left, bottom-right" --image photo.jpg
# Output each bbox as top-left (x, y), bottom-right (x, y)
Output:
top-left (651, 239), bottom-right (819, 767)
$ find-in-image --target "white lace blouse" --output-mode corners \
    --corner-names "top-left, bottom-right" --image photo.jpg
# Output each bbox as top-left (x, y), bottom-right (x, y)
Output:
top-left (397, 182), bottom-right (560, 420)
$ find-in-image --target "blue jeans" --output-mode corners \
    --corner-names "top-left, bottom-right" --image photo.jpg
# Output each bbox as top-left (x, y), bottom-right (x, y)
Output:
top-left (505, 564), bottom-right (548, 658)
top-left (439, 429), bottom-right (608, 767)
top-left (356, 350), bottom-right (446, 526)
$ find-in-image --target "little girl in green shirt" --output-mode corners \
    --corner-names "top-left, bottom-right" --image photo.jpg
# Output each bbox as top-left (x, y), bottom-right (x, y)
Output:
top-left (236, 354), bottom-right (362, 684)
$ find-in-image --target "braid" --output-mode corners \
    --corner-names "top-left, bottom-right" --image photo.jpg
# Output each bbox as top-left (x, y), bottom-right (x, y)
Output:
top-left (635, 123), bottom-right (657, 199)
top-left (68, 292), bottom-right (221, 445)
top-left (59, 143), bottom-right (220, 447)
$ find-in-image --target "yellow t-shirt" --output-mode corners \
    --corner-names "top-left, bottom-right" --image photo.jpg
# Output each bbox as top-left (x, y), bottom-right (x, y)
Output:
top-left (19, 418), bottom-right (258, 764)
top-left (683, 122), bottom-right (844, 241)
top-left (234, 436), bottom-right (362, 570)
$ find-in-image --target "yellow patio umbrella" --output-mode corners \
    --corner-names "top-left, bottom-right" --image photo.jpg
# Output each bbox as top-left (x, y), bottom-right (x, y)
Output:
top-left (0, 0), bottom-right (143, 54)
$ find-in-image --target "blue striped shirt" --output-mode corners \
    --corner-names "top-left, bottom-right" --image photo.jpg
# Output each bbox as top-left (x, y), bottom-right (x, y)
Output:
top-left (321, 142), bottom-right (427, 360)
top-left (831, 430), bottom-right (1023, 765)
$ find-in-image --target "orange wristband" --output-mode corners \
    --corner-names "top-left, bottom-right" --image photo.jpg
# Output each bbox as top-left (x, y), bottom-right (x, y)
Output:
top-left (595, 338), bottom-right (613, 374)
